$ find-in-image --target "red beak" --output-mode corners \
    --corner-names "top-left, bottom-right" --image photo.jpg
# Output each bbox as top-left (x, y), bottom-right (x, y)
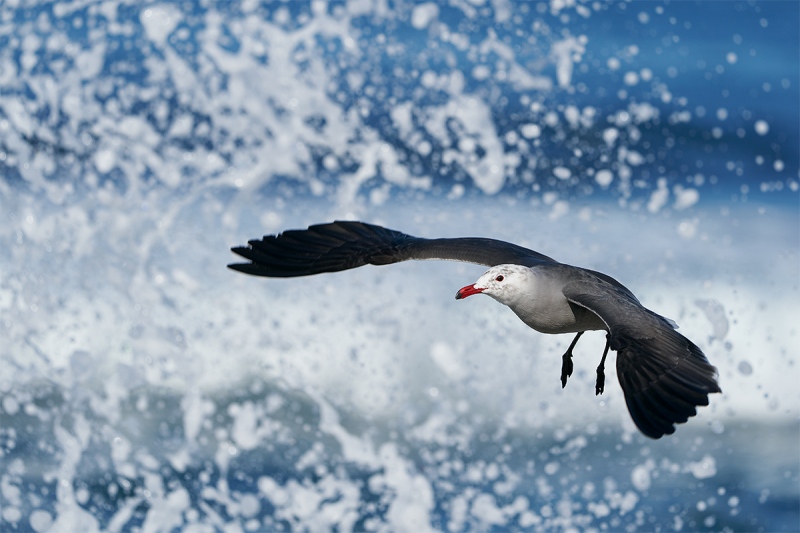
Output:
top-left (455, 284), bottom-right (485, 300)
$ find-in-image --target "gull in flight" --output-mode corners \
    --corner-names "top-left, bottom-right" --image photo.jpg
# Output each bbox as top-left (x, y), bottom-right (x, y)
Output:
top-left (229, 221), bottom-right (721, 439)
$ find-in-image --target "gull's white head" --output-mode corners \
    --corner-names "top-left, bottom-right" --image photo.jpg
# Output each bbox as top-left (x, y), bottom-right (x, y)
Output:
top-left (455, 264), bottom-right (533, 306)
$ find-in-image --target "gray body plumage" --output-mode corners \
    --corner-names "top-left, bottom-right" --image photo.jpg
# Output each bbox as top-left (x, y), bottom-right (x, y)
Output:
top-left (230, 220), bottom-right (721, 439)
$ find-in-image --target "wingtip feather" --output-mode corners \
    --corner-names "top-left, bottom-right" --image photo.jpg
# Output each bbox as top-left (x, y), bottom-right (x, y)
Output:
top-left (615, 326), bottom-right (721, 439)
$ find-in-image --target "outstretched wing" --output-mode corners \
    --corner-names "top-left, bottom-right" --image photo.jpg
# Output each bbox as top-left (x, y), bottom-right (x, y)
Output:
top-left (229, 220), bottom-right (558, 277)
top-left (562, 275), bottom-right (721, 439)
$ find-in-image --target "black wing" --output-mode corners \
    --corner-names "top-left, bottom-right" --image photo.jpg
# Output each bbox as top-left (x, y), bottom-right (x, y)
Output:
top-left (229, 220), bottom-right (558, 277)
top-left (562, 277), bottom-right (721, 439)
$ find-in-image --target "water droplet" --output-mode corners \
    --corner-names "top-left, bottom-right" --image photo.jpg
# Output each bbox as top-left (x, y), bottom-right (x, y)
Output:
top-left (737, 361), bottom-right (753, 375)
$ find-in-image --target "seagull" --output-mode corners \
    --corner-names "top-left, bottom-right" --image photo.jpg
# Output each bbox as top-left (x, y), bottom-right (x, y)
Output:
top-left (229, 221), bottom-right (721, 439)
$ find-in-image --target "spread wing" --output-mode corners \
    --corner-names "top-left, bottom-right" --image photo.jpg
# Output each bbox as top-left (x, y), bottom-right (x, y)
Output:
top-left (229, 220), bottom-right (558, 277)
top-left (562, 276), bottom-right (721, 439)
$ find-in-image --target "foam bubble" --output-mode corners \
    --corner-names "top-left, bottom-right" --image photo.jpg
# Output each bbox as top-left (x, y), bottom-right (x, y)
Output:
top-left (140, 5), bottom-right (182, 46)
top-left (411, 3), bottom-right (439, 29)
top-left (685, 455), bottom-right (717, 480)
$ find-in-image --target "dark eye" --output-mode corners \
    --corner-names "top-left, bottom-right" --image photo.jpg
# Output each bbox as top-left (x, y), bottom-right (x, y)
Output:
top-left (495, 275), bottom-right (504, 282)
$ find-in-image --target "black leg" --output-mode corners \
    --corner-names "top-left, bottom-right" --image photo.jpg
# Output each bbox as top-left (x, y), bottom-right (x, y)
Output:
top-left (560, 331), bottom-right (583, 388)
top-left (595, 334), bottom-right (611, 395)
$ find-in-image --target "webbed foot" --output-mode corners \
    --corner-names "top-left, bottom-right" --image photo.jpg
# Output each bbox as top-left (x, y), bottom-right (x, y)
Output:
top-left (561, 352), bottom-right (574, 388)
top-left (560, 331), bottom-right (583, 388)
top-left (595, 334), bottom-right (611, 396)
